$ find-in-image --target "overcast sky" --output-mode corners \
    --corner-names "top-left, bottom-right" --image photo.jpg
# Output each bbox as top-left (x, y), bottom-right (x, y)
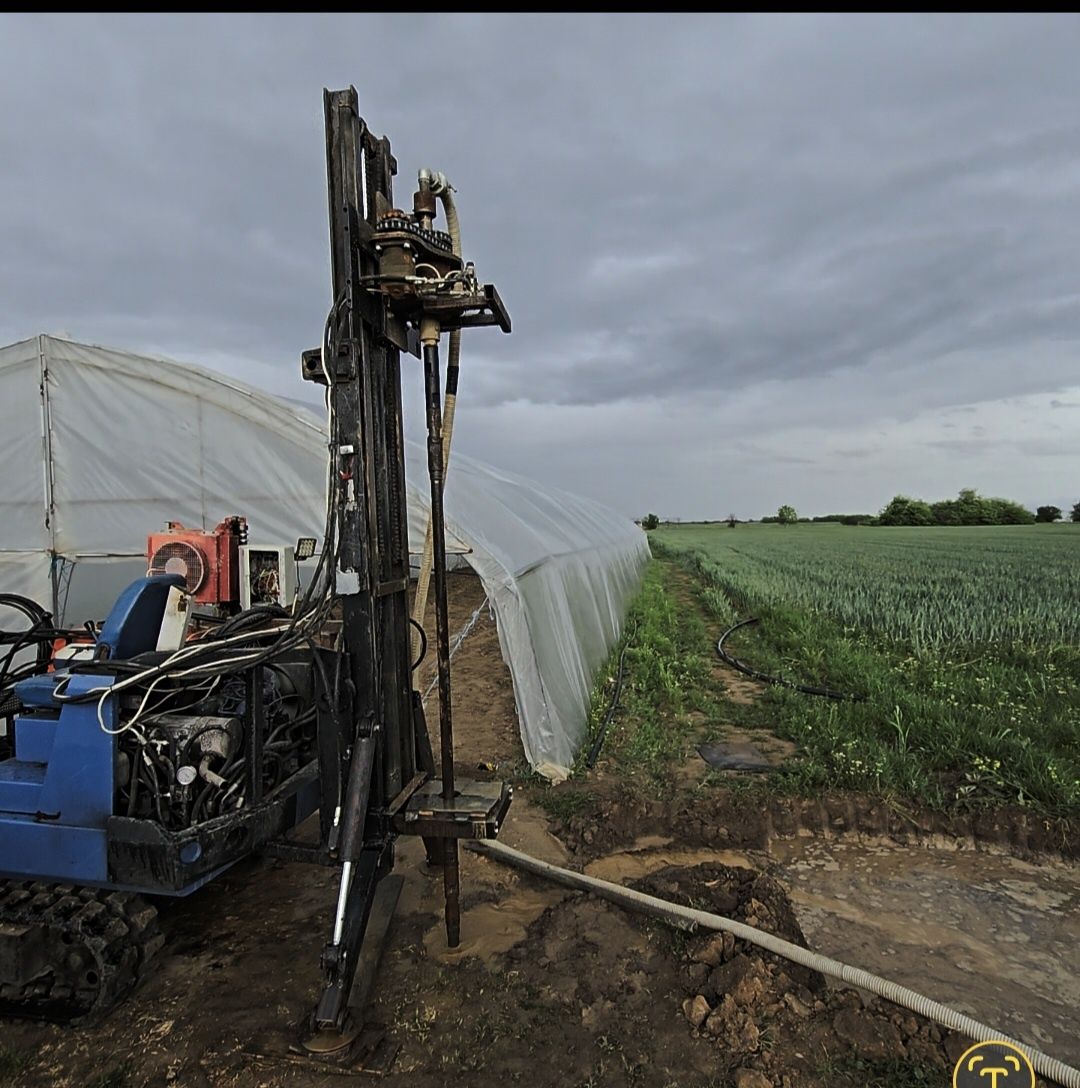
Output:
top-left (3, 13), bottom-right (1079, 519)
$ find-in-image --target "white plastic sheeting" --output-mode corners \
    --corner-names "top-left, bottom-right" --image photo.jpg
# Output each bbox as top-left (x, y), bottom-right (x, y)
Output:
top-left (0, 335), bottom-right (648, 778)
top-left (429, 454), bottom-right (648, 778)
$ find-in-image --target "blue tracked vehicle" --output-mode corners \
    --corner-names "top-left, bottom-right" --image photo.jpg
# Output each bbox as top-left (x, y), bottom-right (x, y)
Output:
top-left (0, 88), bottom-right (511, 1057)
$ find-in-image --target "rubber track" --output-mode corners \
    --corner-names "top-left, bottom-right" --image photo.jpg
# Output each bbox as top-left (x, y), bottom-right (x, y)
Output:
top-left (0, 879), bottom-right (162, 1023)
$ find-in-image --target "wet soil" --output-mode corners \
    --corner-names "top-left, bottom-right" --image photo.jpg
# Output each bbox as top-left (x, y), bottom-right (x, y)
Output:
top-left (771, 836), bottom-right (1080, 1063)
top-left (2, 573), bottom-right (1076, 1088)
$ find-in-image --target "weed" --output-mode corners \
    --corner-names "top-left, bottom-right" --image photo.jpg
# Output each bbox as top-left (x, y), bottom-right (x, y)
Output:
top-left (0, 1046), bottom-right (28, 1082)
top-left (87, 1067), bottom-right (130, 1088)
top-left (574, 563), bottom-right (714, 791)
top-left (815, 1053), bottom-right (939, 1086)
top-left (533, 787), bottom-right (597, 821)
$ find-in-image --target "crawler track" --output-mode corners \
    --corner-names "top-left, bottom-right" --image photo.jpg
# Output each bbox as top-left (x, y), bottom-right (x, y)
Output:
top-left (0, 879), bottom-right (162, 1022)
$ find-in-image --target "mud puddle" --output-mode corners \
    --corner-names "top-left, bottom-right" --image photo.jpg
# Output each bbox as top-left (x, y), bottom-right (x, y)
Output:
top-left (585, 836), bottom-right (758, 882)
top-left (766, 836), bottom-right (1080, 1062)
top-left (410, 797), bottom-right (568, 965)
top-left (581, 831), bottom-right (1080, 1064)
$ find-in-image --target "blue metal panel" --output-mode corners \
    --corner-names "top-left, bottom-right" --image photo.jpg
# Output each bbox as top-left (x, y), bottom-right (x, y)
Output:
top-left (12, 672), bottom-right (64, 709)
top-left (14, 716), bottom-right (57, 764)
top-left (98, 574), bottom-right (184, 660)
top-left (153, 861), bottom-right (237, 898)
top-left (0, 761), bottom-right (46, 813)
top-left (0, 814), bottom-right (235, 893)
top-left (36, 674), bottom-right (116, 825)
top-left (0, 815), bottom-right (108, 883)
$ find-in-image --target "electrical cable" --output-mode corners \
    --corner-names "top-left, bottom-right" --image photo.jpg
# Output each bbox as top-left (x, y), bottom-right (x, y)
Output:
top-left (409, 617), bottom-right (428, 672)
top-left (213, 603), bottom-right (289, 640)
top-left (717, 617), bottom-right (863, 702)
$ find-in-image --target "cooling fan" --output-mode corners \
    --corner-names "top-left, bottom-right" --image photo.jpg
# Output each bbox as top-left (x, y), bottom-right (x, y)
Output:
top-left (148, 540), bottom-right (207, 594)
top-left (146, 517), bottom-right (246, 609)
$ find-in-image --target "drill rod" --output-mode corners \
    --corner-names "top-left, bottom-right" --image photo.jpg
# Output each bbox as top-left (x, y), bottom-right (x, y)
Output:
top-left (422, 336), bottom-right (460, 948)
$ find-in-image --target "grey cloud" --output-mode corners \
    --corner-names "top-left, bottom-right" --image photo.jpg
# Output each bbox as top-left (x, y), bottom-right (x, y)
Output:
top-left (3, 14), bottom-right (1080, 518)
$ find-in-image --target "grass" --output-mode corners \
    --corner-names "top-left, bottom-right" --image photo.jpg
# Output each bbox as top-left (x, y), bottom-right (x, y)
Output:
top-left (571, 562), bottom-right (718, 790)
top-left (814, 1054), bottom-right (941, 1086)
top-left (534, 786), bottom-right (598, 822)
top-left (653, 521), bottom-right (1080, 648)
top-left (86, 1068), bottom-right (130, 1088)
top-left (649, 524), bottom-right (1080, 821)
top-left (0, 1046), bottom-right (27, 1083)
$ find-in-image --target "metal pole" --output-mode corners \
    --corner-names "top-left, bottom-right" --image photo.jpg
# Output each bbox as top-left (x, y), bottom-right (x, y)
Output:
top-left (421, 330), bottom-right (460, 948)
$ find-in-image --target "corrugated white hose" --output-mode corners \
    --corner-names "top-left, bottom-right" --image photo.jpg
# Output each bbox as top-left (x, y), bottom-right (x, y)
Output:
top-left (469, 839), bottom-right (1080, 1088)
top-left (410, 177), bottom-right (462, 664)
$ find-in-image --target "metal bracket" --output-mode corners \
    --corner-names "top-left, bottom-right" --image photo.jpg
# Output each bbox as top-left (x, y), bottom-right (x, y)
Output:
top-left (395, 779), bottom-right (512, 840)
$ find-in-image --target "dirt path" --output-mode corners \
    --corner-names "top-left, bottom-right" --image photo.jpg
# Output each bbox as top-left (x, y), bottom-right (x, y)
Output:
top-left (3, 572), bottom-right (1077, 1088)
top-left (413, 569), bottom-right (522, 774)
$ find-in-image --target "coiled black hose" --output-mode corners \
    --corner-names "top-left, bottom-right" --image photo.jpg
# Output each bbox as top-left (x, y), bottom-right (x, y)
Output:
top-left (717, 617), bottom-right (863, 702)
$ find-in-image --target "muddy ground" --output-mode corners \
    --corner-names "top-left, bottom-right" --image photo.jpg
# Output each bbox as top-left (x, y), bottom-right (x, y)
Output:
top-left (2, 572), bottom-right (1077, 1087)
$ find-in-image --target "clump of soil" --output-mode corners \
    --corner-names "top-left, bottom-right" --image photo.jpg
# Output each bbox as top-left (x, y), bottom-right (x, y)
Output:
top-left (638, 862), bottom-right (966, 1086)
top-left (556, 784), bottom-right (1078, 865)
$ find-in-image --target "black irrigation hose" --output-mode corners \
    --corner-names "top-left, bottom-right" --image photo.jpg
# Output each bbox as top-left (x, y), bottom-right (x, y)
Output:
top-left (585, 626), bottom-right (635, 769)
top-left (717, 617), bottom-right (863, 702)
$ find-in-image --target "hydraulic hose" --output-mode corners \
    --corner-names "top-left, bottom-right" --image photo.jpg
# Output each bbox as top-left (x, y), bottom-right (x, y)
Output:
top-left (0, 594), bottom-right (58, 705)
top-left (468, 839), bottom-right (1080, 1088)
top-left (410, 175), bottom-right (462, 663)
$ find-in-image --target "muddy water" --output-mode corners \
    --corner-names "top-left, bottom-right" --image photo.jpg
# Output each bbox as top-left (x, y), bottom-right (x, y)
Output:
top-left (769, 837), bottom-right (1080, 1063)
top-left (584, 837), bottom-right (756, 882)
top-left (408, 798), bottom-right (568, 965)
top-left (416, 829), bottom-right (760, 966)
top-left (460, 822), bottom-right (1080, 1067)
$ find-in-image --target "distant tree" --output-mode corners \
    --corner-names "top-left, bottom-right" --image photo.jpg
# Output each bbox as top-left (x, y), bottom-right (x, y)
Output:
top-left (930, 499), bottom-right (961, 526)
top-left (956, 487), bottom-right (996, 525)
top-left (1036, 505), bottom-right (1062, 523)
top-left (776, 504), bottom-right (798, 525)
top-left (988, 498), bottom-right (1035, 525)
top-left (926, 489), bottom-right (1032, 525)
top-left (726, 512), bottom-right (738, 528)
top-left (1072, 501), bottom-right (1080, 523)
top-left (879, 495), bottom-right (934, 526)
top-left (640, 513), bottom-right (660, 531)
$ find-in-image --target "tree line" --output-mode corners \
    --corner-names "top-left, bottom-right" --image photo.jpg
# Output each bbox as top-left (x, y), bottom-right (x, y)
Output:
top-left (877, 489), bottom-right (1078, 526)
top-left (641, 491), bottom-right (1080, 528)
top-left (757, 490), bottom-right (1080, 526)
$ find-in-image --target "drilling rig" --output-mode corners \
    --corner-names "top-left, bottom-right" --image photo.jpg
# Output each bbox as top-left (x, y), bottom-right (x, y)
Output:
top-left (0, 87), bottom-right (511, 1059)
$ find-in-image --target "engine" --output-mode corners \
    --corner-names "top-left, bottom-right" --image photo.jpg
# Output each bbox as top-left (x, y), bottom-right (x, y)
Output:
top-left (115, 663), bottom-right (316, 830)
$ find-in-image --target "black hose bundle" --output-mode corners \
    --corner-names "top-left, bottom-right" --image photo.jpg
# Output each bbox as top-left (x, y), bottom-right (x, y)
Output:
top-left (0, 594), bottom-right (59, 712)
top-left (212, 603), bottom-right (289, 640)
top-left (717, 617), bottom-right (863, 702)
